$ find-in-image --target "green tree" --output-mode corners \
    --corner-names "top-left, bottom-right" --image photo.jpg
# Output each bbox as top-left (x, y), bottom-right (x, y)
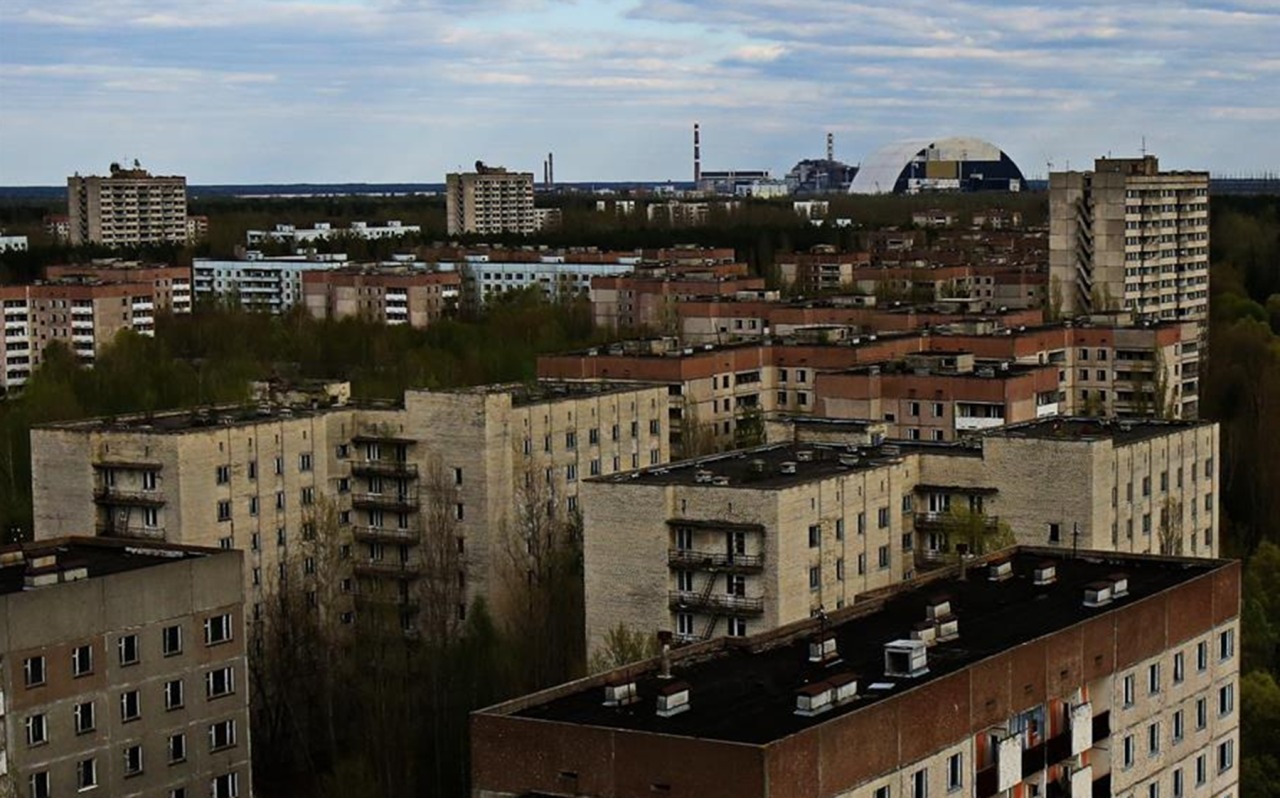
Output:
top-left (588, 623), bottom-right (661, 674)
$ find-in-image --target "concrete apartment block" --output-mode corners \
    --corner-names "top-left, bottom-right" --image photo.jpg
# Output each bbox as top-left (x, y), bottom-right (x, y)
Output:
top-left (67, 164), bottom-right (188, 247)
top-left (472, 549), bottom-right (1240, 798)
top-left (445, 167), bottom-right (535, 236)
top-left (0, 538), bottom-right (249, 798)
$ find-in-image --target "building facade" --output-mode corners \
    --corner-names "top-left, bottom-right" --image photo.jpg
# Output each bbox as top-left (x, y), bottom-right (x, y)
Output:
top-left (1050, 156), bottom-right (1210, 323)
top-left (44, 262), bottom-right (193, 315)
top-left (301, 268), bottom-right (460, 327)
top-left (192, 253), bottom-right (347, 312)
top-left (245, 221), bottom-right (421, 247)
top-left (30, 382), bottom-right (670, 636)
top-left (0, 537), bottom-right (249, 798)
top-left (1, 281), bottom-right (159, 391)
top-left (67, 164), bottom-right (188, 247)
top-left (474, 549), bottom-right (1240, 798)
top-left (446, 167), bottom-right (535, 236)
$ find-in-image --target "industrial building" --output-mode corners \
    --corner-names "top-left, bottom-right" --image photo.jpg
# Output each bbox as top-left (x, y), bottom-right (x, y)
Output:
top-left (445, 163), bottom-right (536, 236)
top-left (473, 548), bottom-right (1239, 798)
top-left (580, 416), bottom-right (1218, 650)
top-left (67, 162), bottom-right (189, 247)
top-left (0, 537), bottom-right (249, 798)
top-left (1049, 156), bottom-right (1210, 323)
top-left (849, 138), bottom-right (1026, 195)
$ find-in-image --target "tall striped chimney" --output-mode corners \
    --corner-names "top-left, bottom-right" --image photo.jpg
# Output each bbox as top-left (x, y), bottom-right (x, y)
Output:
top-left (693, 123), bottom-right (701, 185)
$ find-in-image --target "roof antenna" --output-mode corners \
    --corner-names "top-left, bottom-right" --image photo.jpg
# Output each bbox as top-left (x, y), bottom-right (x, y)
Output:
top-left (1141, 135), bottom-right (1147, 158)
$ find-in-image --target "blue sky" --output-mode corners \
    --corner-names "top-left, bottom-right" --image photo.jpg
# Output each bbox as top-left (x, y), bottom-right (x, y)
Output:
top-left (1, 0), bottom-right (1277, 184)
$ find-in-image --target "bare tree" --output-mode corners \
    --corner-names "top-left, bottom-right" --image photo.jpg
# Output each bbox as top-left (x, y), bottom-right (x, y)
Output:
top-left (416, 456), bottom-right (465, 646)
top-left (1158, 497), bottom-right (1185, 555)
top-left (588, 622), bottom-right (661, 674)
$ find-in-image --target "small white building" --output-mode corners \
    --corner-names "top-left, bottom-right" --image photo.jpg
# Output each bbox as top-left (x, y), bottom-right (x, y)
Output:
top-left (0, 234), bottom-right (29, 253)
top-left (451, 257), bottom-right (635, 305)
top-left (246, 220), bottom-right (421, 246)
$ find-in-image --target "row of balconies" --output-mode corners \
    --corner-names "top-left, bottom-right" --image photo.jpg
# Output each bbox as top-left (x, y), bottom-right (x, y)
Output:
top-left (668, 549), bottom-right (763, 571)
top-left (668, 590), bottom-right (764, 615)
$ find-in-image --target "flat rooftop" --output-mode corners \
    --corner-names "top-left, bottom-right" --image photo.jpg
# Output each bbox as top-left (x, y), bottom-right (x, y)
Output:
top-left (989, 417), bottom-right (1213, 446)
top-left (594, 443), bottom-right (904, 490)
top-left (422, 380), bottom-right (664, 408)
top-left (0, 537), bottom-right (215, 597)
top-left (35, 403), bottom-right (338, 434)
top-left (503, 549), bottom-right (1227, 744)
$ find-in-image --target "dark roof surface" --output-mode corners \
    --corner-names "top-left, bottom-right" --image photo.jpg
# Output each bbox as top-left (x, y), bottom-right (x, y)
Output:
top-left (593, 443), bottom-right (904, 490)
top-left (509, 550), bottom-right (1224, 745)
top-left (989, 417), bottom-right (1211, 446)
top-left (0, 538), bottom-right (211, 596)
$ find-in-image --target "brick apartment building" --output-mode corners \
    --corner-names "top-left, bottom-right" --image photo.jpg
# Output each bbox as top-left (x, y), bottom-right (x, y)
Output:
top-left (0, 537), bottom-right (249, 798)
top-left (44, 262), bottom-right (194, 315)
top-left (301, 268), bottom-right (461, 327)
top-left (473, 548), bottom-right (1240, 798)
top-left (30, 381), bottom-right (670, 635)
top-left (581, 417), bottom-right (1219, 649)
top-left (1, 280), bottom-right (162, 391)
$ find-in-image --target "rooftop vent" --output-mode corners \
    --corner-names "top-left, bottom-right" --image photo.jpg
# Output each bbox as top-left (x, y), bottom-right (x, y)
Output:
top-left (1033, 562), bottom-right (1058, 586)
top-left (796, 450), bottom-right (815, 462)
top-left (1083, 581), bottom-right (1113, 608)
top-left (750, 459), bottom-right (766, 474)
top-left (936, 615), bottom-right (960, 643)
top-left (711, 475), bottom-right (731, 487)
top-left (884, 639), bottom-right (929, 679)
top-left (603, 678), bottom-right (640, 707)
top-left (694, 469), bottom-right (714, 484)
top-left (655, 681), bottom-right (691, 718)
top-left (1109, 573), bottom-right (1129, 598)
top-left (988, 560), bottom-right (1014, 582)
top-left (925, 596), bottom-right (952, 621)
top-left (839, 455), bottom-right (860, 467)
top-left (794, 682), bottom-right (834, 717)
top-left (808, 633), bottom-right (839, 664)
top-left (910, 620), bottom-right (938, 647)
top-left (828, 672), bottom-right (859, 704)
top-left (780, 461), bottom-right (798, 475)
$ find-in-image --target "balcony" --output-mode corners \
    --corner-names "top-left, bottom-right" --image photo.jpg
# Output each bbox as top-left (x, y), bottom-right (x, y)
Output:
top-left (1092, 710), bottom-right (1110, 743)
top-left (350, 459), bottom-right (419, 479)
top-left (353, 561), bottom-right (421, 579)
top-left (353, 590), bottom-right (418, 612)
top-left (93, 486), bottom-right (165, 506)
top-left (913, 512), bottom-right (1000, 535)
top-left (95, 521), bottom-right (165, 540)
top-left (351, 492), bottom-right (419, 512)
top-left (352, 525), bottom-right (420, 545)
top-left (668, 549), bottom-right (764, 572)
top-left (668, 590), bottom-right (764, 615)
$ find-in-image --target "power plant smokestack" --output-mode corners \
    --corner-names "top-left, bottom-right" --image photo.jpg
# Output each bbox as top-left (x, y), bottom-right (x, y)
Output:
top-left (693, 123), bottom-right (701, 185)
top-left (548, 152), bottom-right (554, 188)
top-left (826, 132), bottom-right (834, 162)
top-left (543, 159), bottom-right (549, 187)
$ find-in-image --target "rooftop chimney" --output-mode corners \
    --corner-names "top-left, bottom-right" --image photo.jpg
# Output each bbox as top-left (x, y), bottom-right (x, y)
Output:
top-left (657, 630), bottom-right (673, 679)
top-left (808, 633), bottom-right (839, 664)
top-left (988, 559), bottom-right (1014, 582)
top-left (603, 676), bottom-right (640, 707)
top-left (1109, 573), bottom-right (1129, 598)
top-left (656, 681), bottom-right (690, 717)
top-left (1083, 581), bottom-right (1113, 608)
top-left (884, 639), bottom-right (929, 678)
top-left (1033, 562), bottom-right (1058, 586)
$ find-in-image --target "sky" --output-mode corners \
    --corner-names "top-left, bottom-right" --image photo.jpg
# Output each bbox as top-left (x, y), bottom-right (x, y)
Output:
top-left (2, 0), bottom-right (1278, 185)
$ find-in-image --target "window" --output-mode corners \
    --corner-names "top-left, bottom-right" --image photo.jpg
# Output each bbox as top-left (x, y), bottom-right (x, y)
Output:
top-left (1147, 783), bottom-right (1159, 798)
top-left (565, 431), bottom-right (576, 450)
top-left (1173, 709), bottom-right (1184, 742)
top-left (23, 655), bottom-right (45, 687)
top-left (1219, 683), bottom-right (1234, 716)
top-left (857, 553), bottom-right (867, 575)
top-left (878, 545), bottom-right (890, 569)
top-left (213, 773), bottom-right (241, 798)
top-left (1220, 629), bottom-right (1235, 661)
top-left (29, 772), bottom-right (50, 798)
top-left (1174, 651), bottom-right (1185, 683)
top-left (676, 613), bottom-right (694, 636)
top-left (123, 744), bottom-right (143, 777)
top-left (248, 496), bottom-right (259, 516)
top-left (835, 518), bottom-right (845, 540)
top-left (911, 768), bottom-right (927, 798)
top-left (1172, 767), bottom-right (1184, 798)
top-left (1197, 640), bottom-right (1208, 671)
top-left (210, 719), bottom-right (237, 751)
top-left (73, 644), bottom-right (93, 676)
top-left (247, 460), bottom-right (257, 480)
top-left (169, 732), bottom-right (187, 763)
top-left (75, 700), bottom-right (96, 733)
top-left (857, 512), bottom-right (866, 535)
top-left (206, 666), bottom-right (235, 698)
top-left (808, 524), bottom-right (821, 548)
top-left (809, 566), bottom-right (821, 590)
top-left (217, 500), bottom-right (231, 522)
top-left (299, 452), bottom-right (313, 471)
top-left (274, 456), bottom-right (283, 475)
top-left (727, 617), bottom-right (747, 637)
top-left (216, 464), bottom-right (230, 484)
top-left (26, 713), bottom-right (47, 746)
top-left (1147, 721), bottom-right (1160, 756)
top-left (836, 558), bottom-right (845, 581)
top-left (118, 633), bottom-right (139, 666)
top-left (909, 401), bottom-right (920, 417)
top-left (933, 402), bottom-right (944, 418)
top-left (165, 679), bottom-right (184, 710)
top-left (1123, 673), bottom-right (1135, 706)
top-left (1218, 739), bottom-right (1234, 773)
top-left (205, 613), bottom-right (233, 645)
top-left (875, 787), bottom-right (891, 798)
top-left (1149, 662), bottom-right (1161, 694)
top-left (1196, 754), bottom-right (1207, 785)
top-left (163, 625), bottom-right (183, 656)
top-left (1122, 734), bottom-right (1135, 768)
top-left (76, 757), bottom-right (97, 790)
top-left (947, 752), bottom-right (962, 791)
top-left (1195, 696), bottom-right (1207, 730)
top-left (120, 689), bottom-right (141, 722)
top-left (877, 507), bottom-right (890, 528)
top-left (143, 470), bottom-right (158, 490)
top-left (1049, 522), bottom-right (1061, 543)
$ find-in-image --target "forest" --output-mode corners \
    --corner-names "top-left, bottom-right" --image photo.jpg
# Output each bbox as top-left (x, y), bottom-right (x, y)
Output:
top-left (0, 191), bottom-right (1276, 794)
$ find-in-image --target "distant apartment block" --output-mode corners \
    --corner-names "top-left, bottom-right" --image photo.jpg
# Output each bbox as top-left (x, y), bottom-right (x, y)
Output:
top-left (581, 416), bottom-right (1218, 649)
top-left (1, 281), bottom-right (159, 391)
top-left (67, 163), bottom-right (188, 247)
top-left (458, 256), bottom-right (633, 306)
top-left (0, 234), bottom-right (29, 253)
top-left (31, 381), bottom-right (670, 636)
top-left (186, 215), bottom-right (209, 244)
top-left (301, 268), bottom-right (460, 327)
top-left (446, 165), bottom-right (535, 236)
top-left (1051, 156), bottom-right (1209, 322)
top-left (43, 216), bottom-right (71, 243)
top-left (475, 549), bottom-right (1240, 798)
top-left (646, 200), bottom-right (740, 226)
top-left (590, 268), bottom-right (768, 333)
top-left (44, 261), bottom-right (193, 315)
top-left (0, 537), bottom-right (249, 798)
top-left (193, 251), bottom-right (348, 312)
top-left (246, 220), bottom-right (421, 247)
